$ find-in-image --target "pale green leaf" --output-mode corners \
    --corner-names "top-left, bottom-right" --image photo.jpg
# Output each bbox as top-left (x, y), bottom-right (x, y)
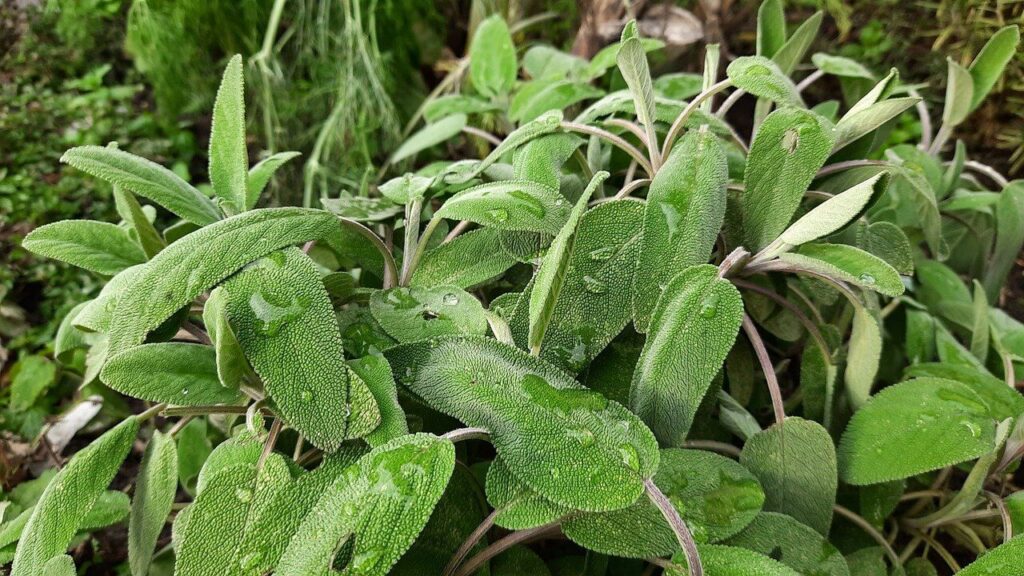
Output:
top-left (666, 544), bottom-right (801, 576)
top-left (469, 15), bottom-right (517, 98)
top-left (385, 336), bottom-right (659, 512)
top-left (411, 228), bottom-right (517, 289)
top-left (779, 243), bottom-right (905, 297)
top-left (724, 512), bottom-right (850, 576)
top-left (770, 11), bottom-right (823, 74)
top-left (812, 53), bottom-right (875, 79)
top-left (105, 207), bottom-right (342, 356)
top-left (742, 108), bottom-right (835, 250)
top-left (391, 114), bottom-right (467, 164)
top-left (756, 0), bottom-right (786, 57)
top-left (740, 417), bottom-right (837, 535)
top-left (616, 21), bottom-right (658, 147)
top-left (444, 110), bottom-right (564, 185)
top-left (113, 185), bottom-right (165, 258)
top-left (209, 54), bottom-right (248, 214)
top-left (423, 95), bottom-right (499, 123)
top-left (129, 431), bottom-right (177, 576)
top-left (855, 221), bottom-right (914, 275)
top-left (370, 285), bottom-right (487, 343)
top-left (202, 286), bottom-right (253, 389)
top-left (633, 129), bottom-right (728, 330)
top-left (9, 356), bottom-right (57, 412)
top-left (726, 56), bottom-right (803, 107)
top-left (968, 25), bottom-right (1021, 111)
top-left (833, 97), bottom-right (919, 152)
top-left (11, 417), bottom-right (138, 576)
top-left (587, 37), bottom-right (664, 79)
top-left (630, 265), bottom-right (744, 446)
top-left (942, 57), bottom-right (974, 127)
top-left (378, 173), bottom-right (433, 205)
top-left (247, 152), bottom-right (301, 209)
top-left (509, 80), bottom-right (602, 123)
top-left (529, 172), bottom-right (608, 353)
top-left (982, 181), bottom-right (1024, 301)
top-left (838, 378), bottom-right (997, 484)
top-left (223, 248), bottom-right (380, 450)
top-left (435, 179), bottom-right (570, 234)
top-left (61, 146), bottom-right (220, 226)
top-left (971, 280), bottom-right (990, 363)
top-left (23, 220), bottom-right (147, 275)
top-left (903, 363), bottom-right (1024, 421)
top-left (321, 194), bottom-right (404, 222)
top-left (845, 303), bottom-right (883, 409)
top-left (101, 343), bottom-right (246, 406)
top-left (773, 173), bottom-right (886, 255)
top-left (73, 264), bottom-right (144, 334)
top-left (276, 434), bottom-right (455, 576)
top-left (348, 355), bottom-right (408, 447)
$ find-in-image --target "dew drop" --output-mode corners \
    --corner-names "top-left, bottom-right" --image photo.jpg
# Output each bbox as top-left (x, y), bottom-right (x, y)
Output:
top-left (181, 388), bottom-right (189, 396)
top-left (619, 444), bottom-right (641, 472)
top-left (858, 273), bottom-right (876, 285)
top-left (567, 427), bottom-right (595, 447)
top-left (659, 201), bottom-right (682, 241)
top-left (301, 389), bottom-right (313, 402)
top-left (782, 128), bottom-right (801, 153)
top-left (961, 420), bottom-right (982, 438)
top-left (235, 488), bottom-right (252, 503)
top-left (441, 292), bottom-right (460, 306)
top-left (699, 292), bottom-right (720, 319)
top-left (582, 276), bottom-right (607, 294)
top-left (486, 208), bottom-right (510, 223)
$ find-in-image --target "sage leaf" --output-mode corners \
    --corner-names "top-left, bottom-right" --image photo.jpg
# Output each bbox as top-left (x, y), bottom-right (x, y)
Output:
top-left (740, 417), bottom-right (837, 535)
top-left (903, 363), bottom-right (1024, 421)
top-left (564, 448), bottom-right (764, 558)
top-left (968, 25), bottom-right (1021, 111)
top-left (276, 434), bottom-right (455, 576)
top-left (246, 151), bottom-right (301, 209)
top-left (385, 336), bottom-right (659, 512)
top-left (435, 179), bottom-right (570, 234)
top-left (61, 146), bottom-right (220, 226)
top-left (982, 181), bottom-right (1024, 300)
top-left (411, 228), bottom-right (517, 289)
top-left (855, 221), bottom-right (914, 275)
top-left (41, 555), bottom-right (75, 576)
top-left (348, 355), bottom-right (408, 447)
top-left (129, 431), bottom-right (177, 576)
top-left (223, 248), bottom-right (381, 450)
top-left (958, 534), bottom-right (1024, 576)
top-left (770, 11), bottom-right (823, 75)
top-left (756, 0), bottom-right (786, 58)
top-left (779, 243), bottom-right (905, 297)
top-left (812, 53), bottom-right (875, 79)
top-left (838, 378), bottom-right (997, 485)
top-left (942, 57), bottom-right (974, 127)
top-left (370, 285), bottom-right (487, 343)
top-left (833, 98), bottom-right (919, 153)
top-left (666, 544), bottom-right (801, 576)
top-left (202, 287), bottom-right (253, 389)
top-left (106, 207), bottom-right (341, 356)
top-left (725, 512), bottom-right (850, 576)
top-left (100, 343), bottom-right (246, 406)
top-left (630, 265), bottom-right (744, 446)
top-left (773, 173), bottom-right (886, 255)
top-left (633, 130), bottom-right (728, 330)
top-left (23, 220), bottom-right (147, 275)
top-left (444, 110), bottom-right (564, 185)
top-left (486, 456), bottom-right (571, 530)
top-left (469, 15), bottom-right (517, 98)
top-left (529, 172), bottom-right (609, 353)
top-left (113, 185), bottom-right (165, 258)
top-left (845, 303), bottom-right (883, 409)
top-left (11, 417), bottom-right (138, 576)
top-left (209, 54), bottom-right (248, 214)
top-left (616, 21), bottom-right (658, 150)
top-left (742, 108), bottom-right (835, 250)
top-left (391, 114), bottom-right (467, 164)
top-left (726, 56), bottom-right (803, 107)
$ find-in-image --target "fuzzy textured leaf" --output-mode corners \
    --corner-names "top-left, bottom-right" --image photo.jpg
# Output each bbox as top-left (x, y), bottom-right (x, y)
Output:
top-left (100, 343), bottom-right (246, 406)
top-left (209, 54), bottom-right (248, 213)
top-left (129, 431), bottom-right (177, 576)
top-left (23, 220), bottom-right (147, 275)
top-left (435, 179), bottom-right (570, 234)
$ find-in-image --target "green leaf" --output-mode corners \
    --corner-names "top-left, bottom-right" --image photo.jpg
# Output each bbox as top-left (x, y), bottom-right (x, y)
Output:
top-left (726, 56), bottom-right (803, 107)
top-left (724, 512), bottom-right (850, 576)
top-left (129, 431), bottom-right (177, 576)
top-left (667, 544), bottom-right (801, 576)
top-left (54, 302), bottom-right (92, 362)
top-left (770, 11), bottom-right (823, 75)
top-left (903, 363), bottom-right (1024, 421)
top-left (348, 355), bottom-right (408, 447)
top-left (391, 114), bottom-right (467, 164)
top-left (587, 37), bottom-right (664, 79)
top-left (970, 280), bottom-right (990, 363)
top-left (174, 455), bottom-right (293, 576)
top-left (855, 221), bottom-right (914, 275)
top-left (443, 110), bottom-right (564, 185)
top-left (385, 336), bottom-right (659, 512)
top-left (958, 534), bottom-right (1024, 576)
top-left (654, 73), bottom-right (705, 100)
top-left (423, 94), bottom-right (499, 123)
top-left (321, 194), bottom-right (404, 222)
top-left (370, 285), bottom-right (487, 343)
top-left (411, 228), bottom-right (517, 289)
top-left (73, 264), bottom-right (144, 334)
top-left (246, 151), bottom-right (301, 209)
top-left (379, 173), bottom-right (432, 205)
top-left (276, 434), bottom-right (455, 576)
top-left (769, 173), bottom-right (886, 257)
top-left (100, 343), bottom-right (246, 406)
top-left (512, 132), bottom-right (583, 188)
top-left (176, 419), bottom-right (212, 497)
top-left (942, 57), bottom-right (974, 127)
top-left (616, 21), bottom-right (658, 149)
top-left (838, 378), bottom-right (997, 485)
top-left (740, 417), bottom-right (837, 535)
top-left (435, 179), bottom-right (570, 234)
top-left (812, 53), bottom-right (875, 79)
top-left (742, 108), bottom-right (835, 250)
top-left (223, 248), bottom-right (380, 450)
top-left (845, 303), bottom-right (883, 409)
top-left (833, 98), bottom-right (919, 152)
top-left (61, 146), bottom-right (220, 226)
top-left (41, 555), bottom-right (75, 576)
top-left (779, 243), bottom-right (905, 297)
top-left (523, 45), bottom-right (589, 80)
top-left (202, 287), bottom-right (253, 389)
top-left (633, 129), bottom-right (729, 331)
top-left (209, 54), bottom-right (248, 214)
top-left (890, 167), bottom-right (946, 260)
top-left (756, 0), bottom-right (786, 57)
top-left (509, 80), bottom-right (602, 123)
top-left (23, 220), bottom-right (147, 275)
top-left (801, 341), bottom-right (837, 426)
top-left (469, 15), bottom-right (517, 98)
top-left (9, 356), bottom-right (57, 412)
top-left (529, 172), bottom-right (608, 353)
top-left (486, 455), bottom-right (571, 530)
top-left (983, 181), bottom-right (1024, 301)
top-left (630, 265), bottom-right (744, 446)
top-left (564, 448), bottom-right (764, 557)
top-left (968, 25), bottom-right (1021, 111)
top-left (105, 207), bottom-right (341, 357)
top-left (113, 185), bottom-right (165, 258)
top-left (532, 198), bottom-right (644, 373)
top-left (11, 417), bottom-right (138, 576)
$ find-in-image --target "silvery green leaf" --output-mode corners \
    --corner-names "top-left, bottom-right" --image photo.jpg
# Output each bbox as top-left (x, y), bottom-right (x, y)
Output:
top-left (444, 110), bottom-right (564, 185)
top-left (423, 94), bottom-right (499, 123)
top-left (23, 220), bottom-right (147, 276)
top-left (348, 355), bottom-right (408, 447)
top-left (967, 25), bottom-right (1020, 111)
top-left (941, 57), bottom-right (974, 127)
top-left (654, 73), bottom-right (704, 100)
top-left (726, 56), bottom-right (803, 107)
top-left (523, 45), bottom-right (589, 79)
top-left (845, 68), bottom-right (900, 116)
top-left (469, 15), bottom-right (517, 98)
top-left (838, 378), bottom-right (997, 485)
top-left (411, 228), bottom-right (517, 289)
top-left (770, 11), bottom-right (822, 74)
top-left (61, 146), bottom-right (220, 226)
top-left (129, 431), bottom-right (177, 576)
top-left (509, 79), bottom-right (603, 123)
top-left (779, 243), bottom-right (905, 297)
top-left (113, 185), bottom-right (165, 258)
top-left (855, 221), bottom-right (914, 276)
top-left (100, 343), bottom-right (245, 406)
top-left (740, 417), bottom-right (837, 535)
top-left (833, 97), bottom-right (919, 152)
top-left (587, 37), bottom-right (664, 79)
top-left (756, 0), bottom-right (786, 57)
top-left (246, 151), bottom-right (301, 210)
top-left (615, 21), bottom-right (658, 147)
top-left (370, 285), bottom-right (488, 343)
top-left (982, 181), bottom-right (1024, 300)
top-left (202, 287), bottom-right (253, 389)
top-left (391, 114), bottom-right (467, 164)
top-left (812, 53), bottom-right (875, 79)
top-left (379, 173), bottom-right (433, 205)
top-left (208, 55), bottom-right (248, 214)
top-left (435, 179), bottom-right (570, 234)
top-left (845, 302), bottom-right (882, 409)
top-left (385, 336), bottom-right (659, 512)
top-left (486, 456), bottom-right (571, 530)
top-left (321, 194), bottom-right (404, 222)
